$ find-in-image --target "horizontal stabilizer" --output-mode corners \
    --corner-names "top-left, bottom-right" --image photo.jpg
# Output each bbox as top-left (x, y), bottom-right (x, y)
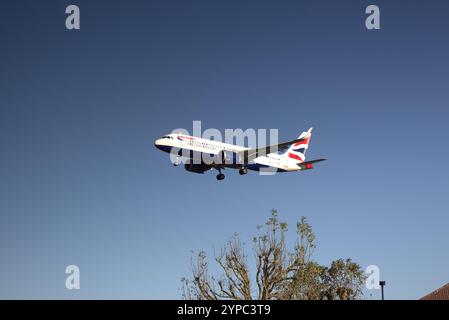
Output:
top-left (299, 158), bottom-right (327, 165)
top-left (296, 158), bottom-right (327, 170)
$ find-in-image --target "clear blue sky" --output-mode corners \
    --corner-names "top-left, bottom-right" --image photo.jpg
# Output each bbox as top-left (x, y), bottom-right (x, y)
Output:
top-left (1, 0), bottom-right (448, 299)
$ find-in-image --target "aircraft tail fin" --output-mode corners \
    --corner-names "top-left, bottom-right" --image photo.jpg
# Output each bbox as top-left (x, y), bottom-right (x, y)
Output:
top-left (282, 128), bottom-right (313, 163)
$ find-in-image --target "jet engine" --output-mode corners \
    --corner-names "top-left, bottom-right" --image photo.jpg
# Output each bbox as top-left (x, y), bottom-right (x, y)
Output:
top-left (184, 163), bottom-right (211, 174)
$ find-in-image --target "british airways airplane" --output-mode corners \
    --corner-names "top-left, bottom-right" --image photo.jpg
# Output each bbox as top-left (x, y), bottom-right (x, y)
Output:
top-left (154, 128), bottom-right (326, 180)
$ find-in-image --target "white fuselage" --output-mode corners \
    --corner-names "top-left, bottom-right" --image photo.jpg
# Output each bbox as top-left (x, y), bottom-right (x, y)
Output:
top-left (154, 134), bottom-right (301, 172)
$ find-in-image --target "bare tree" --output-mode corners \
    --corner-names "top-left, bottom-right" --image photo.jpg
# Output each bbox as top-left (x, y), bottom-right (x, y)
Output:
top-left (181, 209), bottom-right (365, 300)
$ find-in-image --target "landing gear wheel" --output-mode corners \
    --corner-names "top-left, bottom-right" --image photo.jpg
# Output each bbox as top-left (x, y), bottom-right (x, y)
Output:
top-left (216, 173), bottom-right (225, 180)
top-left (173, 156), bottom-right (180, 166)
top-left (239, 168), bottom-right (248, 175)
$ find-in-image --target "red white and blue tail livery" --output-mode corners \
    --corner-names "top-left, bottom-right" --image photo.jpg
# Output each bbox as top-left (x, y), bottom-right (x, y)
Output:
top-left (283, 127), bottom-right (312, 163)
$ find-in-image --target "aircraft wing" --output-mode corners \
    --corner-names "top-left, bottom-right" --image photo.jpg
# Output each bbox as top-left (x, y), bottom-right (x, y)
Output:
top-left (240, 138), bottom-right (307, 162)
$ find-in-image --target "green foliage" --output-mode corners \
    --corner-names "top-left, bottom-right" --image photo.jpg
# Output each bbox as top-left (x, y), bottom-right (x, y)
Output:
top-left (181, 209), bottom-right (366, 300)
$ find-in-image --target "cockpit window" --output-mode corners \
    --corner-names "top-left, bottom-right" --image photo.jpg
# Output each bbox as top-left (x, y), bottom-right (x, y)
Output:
top-left (161, 135), bottom-right (172, 139)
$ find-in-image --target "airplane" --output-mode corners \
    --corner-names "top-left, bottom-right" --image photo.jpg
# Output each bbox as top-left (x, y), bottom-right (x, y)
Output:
top-left (154, 128), bottom-right (326, 180)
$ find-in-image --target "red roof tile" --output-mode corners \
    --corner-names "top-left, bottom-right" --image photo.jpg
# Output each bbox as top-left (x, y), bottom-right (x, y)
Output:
top-left (421, 282), bottom-right (449, 300)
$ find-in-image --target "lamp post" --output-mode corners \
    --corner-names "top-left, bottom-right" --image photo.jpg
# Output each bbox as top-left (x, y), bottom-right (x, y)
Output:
top-left (379, 281), bottom-right (386, 300)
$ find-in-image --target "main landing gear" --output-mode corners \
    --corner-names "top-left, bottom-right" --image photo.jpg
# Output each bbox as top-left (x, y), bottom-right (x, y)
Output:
top-left (216, 167), bottom-right (247, 180)
top-left (216, 168), bottom-right (225, 181)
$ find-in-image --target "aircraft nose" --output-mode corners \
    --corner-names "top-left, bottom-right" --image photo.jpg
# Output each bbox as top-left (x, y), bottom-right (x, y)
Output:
top-left (154, 139), bottom-right (161, 146)
top-left (154, 139), bottom-right (165, 151)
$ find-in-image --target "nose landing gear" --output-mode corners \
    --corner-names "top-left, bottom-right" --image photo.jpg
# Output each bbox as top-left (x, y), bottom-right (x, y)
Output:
top-left (239, 167), bottom-right (248, 175)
